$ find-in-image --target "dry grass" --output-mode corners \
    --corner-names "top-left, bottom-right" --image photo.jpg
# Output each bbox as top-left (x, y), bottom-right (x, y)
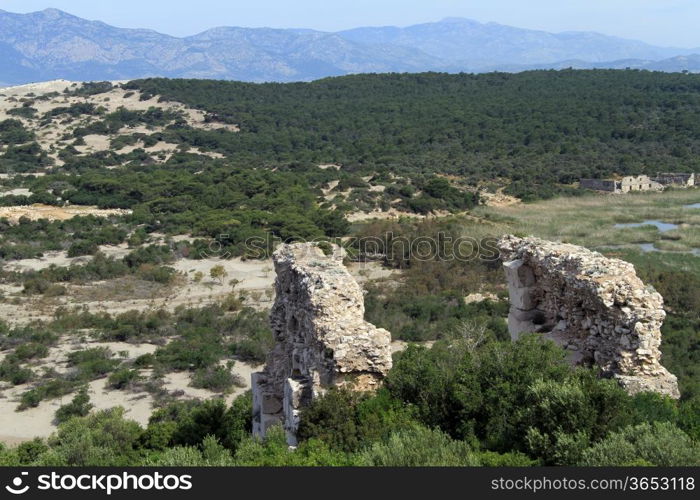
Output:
top-left (473, 189), bottom-right (700, 252)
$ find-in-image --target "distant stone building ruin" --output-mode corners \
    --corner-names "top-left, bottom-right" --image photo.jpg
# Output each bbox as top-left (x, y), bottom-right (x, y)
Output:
top-left (654, 173), bottom-right (695, 187)
top-left (619, 175), bottom-right (664, 193)
top-left (252, 243), bottom-right (393, 445)
top-left (580, 175), bottom-right (663, 194)
top-left (498, 235), bottom-right (679, 398)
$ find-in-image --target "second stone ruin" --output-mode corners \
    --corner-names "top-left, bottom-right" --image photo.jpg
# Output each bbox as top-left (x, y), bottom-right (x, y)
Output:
top-left (498, 235), bottom-right (679, 398)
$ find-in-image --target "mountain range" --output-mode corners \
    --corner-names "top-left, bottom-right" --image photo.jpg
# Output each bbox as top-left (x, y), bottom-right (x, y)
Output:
top-left (1, 8), bottom-right (699, 85)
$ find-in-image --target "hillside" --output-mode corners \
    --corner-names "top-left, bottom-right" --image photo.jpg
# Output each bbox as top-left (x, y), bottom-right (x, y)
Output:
top-left (127, 71), bottom-right (700, 200)
top-left (4, 71), bottom-right (700, 208)
top-left (0, 72), bottom-right (699, 466)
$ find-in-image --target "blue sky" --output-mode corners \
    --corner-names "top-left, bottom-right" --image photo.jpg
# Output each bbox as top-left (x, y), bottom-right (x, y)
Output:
top-left (1, 0), bottom-right (699, 48)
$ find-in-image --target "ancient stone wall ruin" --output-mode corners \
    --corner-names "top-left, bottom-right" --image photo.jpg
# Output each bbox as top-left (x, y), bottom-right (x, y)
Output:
top-left (252, 243), bottom-right (393, 445)
top-left (618, 175), bottom-right (663, 193)
top-left (580, 175), bottom-right (664, 193)
top-left (498, 235), bottom-right (679, 398)
top-left (654, 173), bottom-right (696, 187)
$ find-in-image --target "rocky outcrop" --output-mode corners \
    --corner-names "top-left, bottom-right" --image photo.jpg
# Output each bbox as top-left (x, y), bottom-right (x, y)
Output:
top-left (252, 243), bottom-right (393, 445)
top-left (498, 235), bottom-right (679, 398)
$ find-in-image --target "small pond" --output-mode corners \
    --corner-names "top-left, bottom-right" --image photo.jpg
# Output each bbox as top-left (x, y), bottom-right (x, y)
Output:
top-left (599, 243), bottom-right (700, 255)
top-left (614, 220), bottom-right (679, 232)
top-left (684, 202), bottom-right (700, 209)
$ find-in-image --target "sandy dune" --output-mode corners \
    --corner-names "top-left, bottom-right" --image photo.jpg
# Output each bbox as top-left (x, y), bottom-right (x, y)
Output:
top-left (0, 204), bottom-right (131, 224)
top-left (0, 337), bottom-right (262, 444)
top-left (0, 80), bottom-right (240, 171)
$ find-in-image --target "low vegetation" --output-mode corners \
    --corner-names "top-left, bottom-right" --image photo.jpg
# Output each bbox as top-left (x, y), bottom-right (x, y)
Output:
top-left (1, 336), bottom-right (697, 466)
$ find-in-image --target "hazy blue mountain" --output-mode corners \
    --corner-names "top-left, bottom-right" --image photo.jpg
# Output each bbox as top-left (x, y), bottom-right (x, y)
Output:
top-left (339, 17), bottom-right (698, 68)
top-left (0, 41), bottom-right (37, 84)
top-left (643, 54), bottom-right (700, 72)
top-left (479, 54), bottom-right (700, 73)
top-left (0, 8), bottom-right (698, 85)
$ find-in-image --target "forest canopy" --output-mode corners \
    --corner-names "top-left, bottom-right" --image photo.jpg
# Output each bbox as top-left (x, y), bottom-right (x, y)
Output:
top-left (128, 70), bottom-right (700, 199)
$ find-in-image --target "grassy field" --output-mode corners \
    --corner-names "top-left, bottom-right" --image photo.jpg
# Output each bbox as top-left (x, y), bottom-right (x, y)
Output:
top-left (474, 188), bottom-right (700, 253)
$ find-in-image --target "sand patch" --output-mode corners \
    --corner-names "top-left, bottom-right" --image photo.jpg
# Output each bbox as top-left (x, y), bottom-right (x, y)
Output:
top-left (0, 188), bottom-right (33, 197)
top-left (346, 208), bottom-right (448, 222)
top-left (0, 80), bottom-right (240, 168)
top-left (162, 360), bottom-right (262, 405)
top-left (0, 204), bottom-right (131, 224)
top-left (481, 188), bottom-right (520, 207)
top-left (74, 134), bottom-right (111, 153)
top-left (0, 333), bottom-right (262, 444)
top-left (3, 251), bottom-right (90, 273)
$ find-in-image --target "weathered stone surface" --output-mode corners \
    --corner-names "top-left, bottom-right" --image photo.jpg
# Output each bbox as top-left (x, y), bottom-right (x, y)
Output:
top-left (580, 175), bottom-right (664, 193)
top-left (498, 235), bottom-right (679, 399)
top-left (252, 243), bottom-right (393, 444)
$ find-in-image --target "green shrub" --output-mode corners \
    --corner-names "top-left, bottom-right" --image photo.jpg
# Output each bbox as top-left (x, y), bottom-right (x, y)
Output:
top-left (358, 427), bottom-right (477, 466)
top-left (67, 347), bottom-right (120, 380)
top-left (15, 438), bottom-right (49, 464)
top-left (67, 240), bottom-right (98, 257)
top-left (146, 393), bottom-right (251, 452)
top-left (579, 422), bottom-right (700, 466)
top-left (40, 408), bottom-right (143, 466)
top-left (144, 435), bottom-right (236, 466)
top-left (520, 375), bottom-right (633, 464)
top-left (154, 330), bottom-right (221, 370)
top-left (107, 368), bottom-right (141, 390)
top-left (133, 353), bottom-right (156, 368)
top-left (191, 364), bottom-right (244, 393)
top-left (233, 426), bottom-right (352, 466)
top-left (18, 379), bottom-right (75, 410)
top-left (13, 342), bottom-right (49, 360)
top-left (135, 265), bottom-right (177, 284)
top-left (55, 387), bottom-right (93, 423)
top-left (297, 388), bottom-right (418, 453)
top-left (22, 277), bottom-right (51, 295)
top-left (0, 359), bottom-right (34, 385)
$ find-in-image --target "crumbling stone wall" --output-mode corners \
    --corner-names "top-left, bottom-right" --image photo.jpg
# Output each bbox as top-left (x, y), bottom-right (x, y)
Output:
top-left (580, 175), bottom-right (664, 193)
top-left (498, 235), bottom-right (679, 398)
top-left (252, 243), bottom-right (393, 445)
top-left (654, 173), bottom-right (695, 187)
top-left (618, 175), bottom-right (663, 193)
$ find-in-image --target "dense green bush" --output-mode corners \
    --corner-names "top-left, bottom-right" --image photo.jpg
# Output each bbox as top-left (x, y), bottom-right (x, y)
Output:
top-left (40, 408), bottom-right (144, 466)
top-left (12, 341), bottom-right (48, 360)
top-left (0, 359), bottom-right (34, 385)
top-left (0, 119), bottom-right (34, 145)
top-left (107, 368), bottom-right (142, 390)
top-left (358, 426), bottom-right (476, 466)
top-left (580, 422), bottom-right (700, 466)
top-left (19, 379), bottom-right (75, 410)
top-left (191, 364), bottom-right (244, 393)
top-left (55, 387), bottom-right (93, 423)
top-left (233, 426), bottom-right (353, 466)
top-left (297, 388), bottom-right (419, 453)
top-left (146, 395), bottom-right (252, 452)
top-left (67, 347), bottom-right (120, 379)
